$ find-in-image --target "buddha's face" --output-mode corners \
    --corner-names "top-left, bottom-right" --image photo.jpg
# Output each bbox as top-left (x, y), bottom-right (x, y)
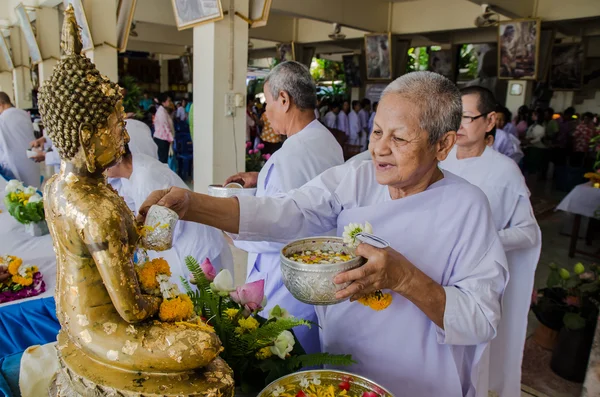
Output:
top-left (94, 101), bottom-right (129, 170)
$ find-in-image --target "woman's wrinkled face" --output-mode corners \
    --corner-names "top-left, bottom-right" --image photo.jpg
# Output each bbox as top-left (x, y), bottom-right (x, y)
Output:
top-left (96, 101), bottom-right (129, 169)
top-left (368, 94), bottom-right (441, 189)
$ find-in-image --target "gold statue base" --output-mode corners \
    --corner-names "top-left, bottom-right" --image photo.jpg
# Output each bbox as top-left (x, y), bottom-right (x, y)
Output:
top-left (49, 332), bottom-right (235, 397)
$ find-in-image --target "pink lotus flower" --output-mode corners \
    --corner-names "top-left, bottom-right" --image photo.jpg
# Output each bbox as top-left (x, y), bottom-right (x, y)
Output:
top-left (580, 271), bottom-right (596, 281)
top-left (246, 141), bottom-right (252, 149)
top-left (257, 143), bottom-right (265, 150)
top-left (249, 149), bottom-right (256, 155)
top-left (200, 258), bottom-right (216, 281)
top-left (230, 279), bottom-right (265, 312)
top-left (262, 153), bottom-right (271, 161)
top-left (565, 295), bottom-right (581, 307)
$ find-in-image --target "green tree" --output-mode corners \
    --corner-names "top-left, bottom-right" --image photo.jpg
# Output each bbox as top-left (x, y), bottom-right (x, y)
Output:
top-left (458, 44), bottom-right (479, 80)
top-left (406, 47), bottom-right (429, 73)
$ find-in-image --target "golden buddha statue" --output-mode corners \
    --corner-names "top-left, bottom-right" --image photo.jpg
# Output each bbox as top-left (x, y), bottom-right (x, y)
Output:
top-left (39, 6), bottom-right (233, 396)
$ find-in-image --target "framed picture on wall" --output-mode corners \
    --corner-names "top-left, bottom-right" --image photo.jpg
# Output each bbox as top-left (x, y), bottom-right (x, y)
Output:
top-left (276, 42), bottom-right (295, 62)
top-left (342, 54), bottom-right (361, 87)
top-left (429, 48), bottom-right (455, 81)
top-left (498, 19), bottom-right (540, 80)
top-left (364, 33), bottom-right (392, 80)
top-left (171, 0), bottom-right (224, 31)
top-left (365, 83), bottom-right (387, 104)
top-left (550, 42), bottom-right (586, 91)
top-left (15, 3), bottom-right (42, 65)
top-left (64, 0), bottom-right (94, 52)
top-left (0, 34), bottom-right (14, 71)
top-left (249, 0), bottom-right (272, 28)
top-left (116, 0), bottom-right (137, 52)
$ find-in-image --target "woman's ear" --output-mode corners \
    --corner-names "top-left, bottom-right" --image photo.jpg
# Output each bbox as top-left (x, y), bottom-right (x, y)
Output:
top-left (436, 131), bottom-right (457, 162)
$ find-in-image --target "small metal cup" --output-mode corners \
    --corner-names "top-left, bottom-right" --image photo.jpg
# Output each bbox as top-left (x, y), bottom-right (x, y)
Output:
top-left (141, 205), bottom-right (178, 251)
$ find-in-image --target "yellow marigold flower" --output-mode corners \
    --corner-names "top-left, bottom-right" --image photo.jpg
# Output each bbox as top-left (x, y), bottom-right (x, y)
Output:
top-left (159, 294), bottom-right (194, 322)
top-left (358, 290), bottom-right (393, 311)
top-left (12, 275), bottom-right (33, 286)
top-left (137, 258), bottom-right (171, 290)
top-left (256, 346), bottom-right (273, 360)
top-left (224, 308), bottom-right (239, 320)
top-left (238, 316), bottom-right (259, 331)
top-left (7, 257), bottom-right (23, 276)
top-left (234, 327), bottom-right (244, 335)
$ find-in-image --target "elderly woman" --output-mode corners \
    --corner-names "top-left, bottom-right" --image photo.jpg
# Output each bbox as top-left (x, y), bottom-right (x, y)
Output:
top-left (139, 72), bottom-right (508, 396)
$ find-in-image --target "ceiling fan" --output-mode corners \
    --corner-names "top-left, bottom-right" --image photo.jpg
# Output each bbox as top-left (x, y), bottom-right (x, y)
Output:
top-left (474, 4), bottom-right (499, 28)
top-left (328, 23), bottom-right (346, 40)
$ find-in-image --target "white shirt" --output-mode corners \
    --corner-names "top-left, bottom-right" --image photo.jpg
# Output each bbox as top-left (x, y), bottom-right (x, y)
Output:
top-left (440, 146), bottom-right (541, 397)
top-left (118, 153), bottom-right (234, 285)
top-left (234, 119), bottom-right (344, 354)
top-left (234, 161), bottom-right (508, 396)
top-left (125, 119), bottom-right (158, 159)
top-left (0, 108), bottom-right (40, 188)
top-left (175, 106), bottom-right (187, 121)
top-left (337, 111), bottom-right (350, 136)
top-left (323, 111), bottom-right (338, 130)
top-left (348, 110), bottom-right (361, 145)
top-left (526, 124), bottom-right (546, 148)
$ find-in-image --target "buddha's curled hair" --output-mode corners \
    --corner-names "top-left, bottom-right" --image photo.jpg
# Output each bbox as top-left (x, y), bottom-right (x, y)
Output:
top-left (38, 5), bottom-right (122, 160)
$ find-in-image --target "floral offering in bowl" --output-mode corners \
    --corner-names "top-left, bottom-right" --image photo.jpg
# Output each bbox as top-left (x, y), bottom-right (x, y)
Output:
top-left (258, 370), bottom-right (392, 397)
top-left (0, 255), bottom-right (45, 303)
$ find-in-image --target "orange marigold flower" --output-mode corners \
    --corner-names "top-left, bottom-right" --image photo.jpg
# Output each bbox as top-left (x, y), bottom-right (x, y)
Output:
top-left (7, 257), bottom-right (23, 276)
top-left (12, 275), bottom-right (33, 286)
top-left (137, 258), bottom-right (171, 290)
top-left (358, 290), bottom-right (393, 311)
top-left (159, 294), bottom-right (194, 322)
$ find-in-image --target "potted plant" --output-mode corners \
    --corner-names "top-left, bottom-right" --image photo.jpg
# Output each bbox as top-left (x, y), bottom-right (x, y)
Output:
top-left (3, 180), bottom-right (47, 236)
top-left (245, 142), bottom-right (270, 173)
top-left (183, 256), bottom-right (354, 395)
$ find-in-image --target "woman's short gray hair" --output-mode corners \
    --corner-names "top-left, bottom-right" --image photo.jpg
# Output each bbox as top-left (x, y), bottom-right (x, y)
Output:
top-left (382, 71), bottom-right (462, 145)
top-left (265, 61), bottom-right (317, 110)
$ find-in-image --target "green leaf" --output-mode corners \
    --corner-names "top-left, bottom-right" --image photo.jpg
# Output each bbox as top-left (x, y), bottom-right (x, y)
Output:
top-left (547, 269), bottom-right (561, 288)
top-left (579, 282), bottom-right (599, 294)
top-left (563, 312), bottom-right (587, 330)
top-left (286, 353), bottom-right (355, 371)
top-left (241, 317), bottom-right (310, 350)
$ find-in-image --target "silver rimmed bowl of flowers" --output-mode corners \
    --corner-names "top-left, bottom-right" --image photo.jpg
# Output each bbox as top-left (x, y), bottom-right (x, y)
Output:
top-left (258, 369), bottom-right (393, 397)
top-left (207, 182), bottom-right (257, 198)
top-left (280, 237), bottom-right (365, 305)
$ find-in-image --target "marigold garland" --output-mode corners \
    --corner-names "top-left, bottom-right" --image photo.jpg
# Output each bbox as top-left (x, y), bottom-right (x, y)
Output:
top-left (137, 258), bottom-right (171, 290)
top-left (7, 256), bottom-right (23, 275)
top-left (159, 294), bottom-right (194, 322)
top-left (358, 290), bottom-right (393, 311)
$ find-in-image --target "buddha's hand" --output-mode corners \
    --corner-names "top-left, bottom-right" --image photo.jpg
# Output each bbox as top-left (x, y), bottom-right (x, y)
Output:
top-left (333, 243), bottom-right (413, 301)
top-left (224, 172), bottom-right (259, 188)
top-left (138, 187), bottom-right (191, 222)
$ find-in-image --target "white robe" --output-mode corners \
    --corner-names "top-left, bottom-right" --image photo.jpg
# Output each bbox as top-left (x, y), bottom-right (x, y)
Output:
top-left (235, 161), bottom-right (508, 397)
top-left (323, 111), bottom-right (338, 130)
top-left (125, 119), bottom-right (158, 159)
top-left (358, 109), bottom-right (370, 149)
top-left (345, 150), bottom-right (372, 165)
top-left (493, 128), bottom-right (523, 164)
top-left (234, 119), bottom-right (344, 354)
top-left (118, 153), bottom-right (234, 286)
top-left (0, 108), bottom-right (40, 188)
top-left (440, 146), bottom-right (541, 397)
top-left (348, 110), bottom-right (361, 145)
top-left (337, 111), bottom-right (350, 136)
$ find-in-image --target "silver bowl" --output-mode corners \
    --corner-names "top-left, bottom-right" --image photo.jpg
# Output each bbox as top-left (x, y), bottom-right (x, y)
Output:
top-left (280, 237), bottom-right (365, 305)
top-left (258, 369), bottom-right (393, 397)
top-left (207, 184), bottom-right (257, 198)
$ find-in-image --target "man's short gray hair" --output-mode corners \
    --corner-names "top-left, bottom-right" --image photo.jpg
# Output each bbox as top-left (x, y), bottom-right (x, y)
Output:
top-left (382, 71), bottom-right (462, 145)
top-left (265, 61), bottom-right (317, 110)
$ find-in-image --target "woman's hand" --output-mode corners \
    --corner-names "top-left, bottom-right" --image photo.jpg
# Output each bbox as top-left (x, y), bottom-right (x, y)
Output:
top-left (333, 243), bottom-right (414, 301)
top-left (224, 172), bottom-right (259, 188)
top-left (137, 187), bottom-right (191, 223)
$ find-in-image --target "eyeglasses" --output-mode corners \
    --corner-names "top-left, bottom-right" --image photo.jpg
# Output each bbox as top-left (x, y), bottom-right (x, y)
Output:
top-left (461, 112), bottom-right (490, 125)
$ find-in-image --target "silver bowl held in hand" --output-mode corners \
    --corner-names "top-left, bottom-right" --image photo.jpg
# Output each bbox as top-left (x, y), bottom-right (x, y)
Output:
top-left (280, 237), bottom-right (365, 305)
top-left (207, 183), bottom-right (257, 198)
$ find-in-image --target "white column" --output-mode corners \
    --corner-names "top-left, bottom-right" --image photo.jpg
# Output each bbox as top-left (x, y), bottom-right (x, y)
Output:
top-left (36, 7), bottom-right (61, 84)
top-left (9, 27), bottom-right (32, 109)
top-left (159, 54), bottom-right (169, 93)
top-left (82, 0), bottom-right (118, 82)
top-left (0, 72), bottom-right (14, 102)
top-left (192, 0), bottom-right (249, 194)
top-left (550, 91), bottom-right (574, 112)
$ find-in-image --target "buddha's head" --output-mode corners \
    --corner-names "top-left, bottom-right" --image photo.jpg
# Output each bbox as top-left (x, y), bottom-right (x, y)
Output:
top-left (38, 5), bottom-right (129, 174)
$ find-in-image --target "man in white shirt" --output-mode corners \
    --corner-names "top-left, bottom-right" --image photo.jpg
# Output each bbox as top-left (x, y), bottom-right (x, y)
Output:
top-left (106, 146), bottom-right (234, 285)
top-left (337, 100), bottom-right (350, 136)
top-left (348, 100), bottom-right (362, 145)
top-left (368, 101), bottom-right (378, 134)
top-left (358, 98), bottom-right (371, 150)
top-left (224, 61), bottom-right (344, 354)
top-left (440, 86), bottom-right (541, 397)
top-left (323, 102), bottom-right (340, 130)
top-left (0, 92), bottom-right (40, 187)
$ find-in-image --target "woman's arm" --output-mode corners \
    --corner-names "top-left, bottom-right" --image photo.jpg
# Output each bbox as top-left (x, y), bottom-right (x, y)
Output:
top-left (498, 195), bottom-right (539, 251)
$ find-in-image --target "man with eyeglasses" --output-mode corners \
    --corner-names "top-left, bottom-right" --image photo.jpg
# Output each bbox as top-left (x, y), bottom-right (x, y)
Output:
top-left (440, 86), bottom-right (541, 397)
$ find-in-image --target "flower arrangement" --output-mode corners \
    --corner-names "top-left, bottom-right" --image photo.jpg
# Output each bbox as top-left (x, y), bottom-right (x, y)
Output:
top-left (264, 371), bottom-right (390, 397)
top-left (183, 256), bottom-right (354, 393)
top-left (342, 222), bottom-right (392, 312)
top-left (584, 172), bottom-right (600, 189)
top-left (136, 256), bottom-right (195, 322)
top-left (4, 180), bottom-right (44, 225)
top-left (246, 142), bottom-right (271, 172)
top-left (0, 255), bottom-right (45, 303)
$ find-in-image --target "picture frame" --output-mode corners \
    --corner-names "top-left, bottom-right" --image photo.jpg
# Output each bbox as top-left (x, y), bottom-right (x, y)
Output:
top-left (498, 18), bottom-right (541, 80)
top-left (15, 3), bottom-right (42, 65)
top-left (0, 34), bottom-right (14, 71)
top-left (276, 42), bottom-right (295, 62)
top-left (364, 33), bottom-right (392, 81)
top-left (64, 0), bottom-right (94, 52)
top-left (170, 0), bottom-right (224, 31)
top-left (550, 42), bottom-right (586, 91)
top-left (248, 0), bottom-right (271, 28)
top-left (429, 48), bottom-right (456, 81)
top-left (342, 54), bottom-right (361, 88)
top-left (116, 0), bottom-right (137, 52)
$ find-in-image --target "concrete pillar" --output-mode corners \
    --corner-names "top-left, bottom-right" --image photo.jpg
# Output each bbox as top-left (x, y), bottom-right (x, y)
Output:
top-left (505, 80), bottom-right (533, 119)
top-left (159, 55), bottom-right (169, 93)
top-left (192, 0), bottom-right (249, 193)
top-left (82, 0), bottom-right (118, 81)
top-left (9, 27), bottom-right (32, 109)
top-left (36, 7), bottom-right (61, 84)
top-left (550, 91), bottom-right (574, 112)
top-left (0, 72), bottom-right (14, 103)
